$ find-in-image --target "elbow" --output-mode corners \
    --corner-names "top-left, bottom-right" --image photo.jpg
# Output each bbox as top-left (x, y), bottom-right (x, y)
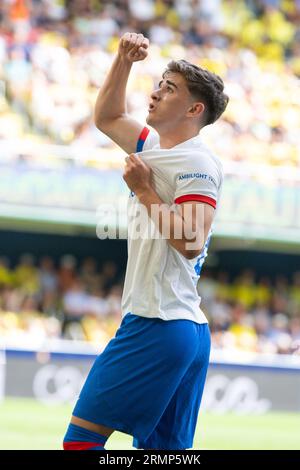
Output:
top-left (93, 108), bottom-right (109, 131)
top-left (182, 251), bottom-right (201, 260)
top-left (94, 113), bottom-right (106, 131)
top-left (180, 246), bottom-right (203, 260)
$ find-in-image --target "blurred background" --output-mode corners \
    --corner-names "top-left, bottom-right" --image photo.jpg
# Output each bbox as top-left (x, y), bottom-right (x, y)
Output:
top-left (0, 0), bottom-right (300, 450)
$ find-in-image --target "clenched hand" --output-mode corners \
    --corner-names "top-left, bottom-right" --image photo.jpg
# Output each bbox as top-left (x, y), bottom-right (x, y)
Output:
top-left (118, 32), bottom-right (149, 63)
top-left (123, 153), bottom-right (152, 196)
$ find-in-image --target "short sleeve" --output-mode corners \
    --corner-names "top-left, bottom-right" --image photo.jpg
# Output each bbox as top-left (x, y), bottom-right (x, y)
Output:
top-left (136, 126), bottom-right (159, 152)
top-left (174, 159), bottom-right (223, 210)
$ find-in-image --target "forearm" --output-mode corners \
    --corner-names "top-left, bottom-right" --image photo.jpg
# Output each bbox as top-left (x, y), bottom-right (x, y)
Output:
top-left (94, 54), bottom-right (132, 126)
top-left (136, 188), bottom-right (200, 259)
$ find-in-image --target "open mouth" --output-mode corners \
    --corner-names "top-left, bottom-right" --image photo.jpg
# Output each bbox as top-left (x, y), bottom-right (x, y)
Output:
top-left (148, 103), bottom-right (155, 112)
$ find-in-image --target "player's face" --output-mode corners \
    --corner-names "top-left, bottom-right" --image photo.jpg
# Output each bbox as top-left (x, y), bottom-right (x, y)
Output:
top-left (146, 72), bottom-right (195, 131)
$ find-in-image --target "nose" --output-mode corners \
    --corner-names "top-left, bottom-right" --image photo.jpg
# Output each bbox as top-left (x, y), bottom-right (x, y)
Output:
top-left (150, 87), bottom-right (160, 102)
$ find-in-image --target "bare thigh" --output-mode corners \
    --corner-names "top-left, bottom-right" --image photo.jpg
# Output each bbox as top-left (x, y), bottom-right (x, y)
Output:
top-left (71, 415), bottom-right (114, 438)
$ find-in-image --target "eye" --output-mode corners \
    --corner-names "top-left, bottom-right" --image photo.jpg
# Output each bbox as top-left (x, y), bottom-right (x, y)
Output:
top-left (157, 82), bottom-right (173, 92)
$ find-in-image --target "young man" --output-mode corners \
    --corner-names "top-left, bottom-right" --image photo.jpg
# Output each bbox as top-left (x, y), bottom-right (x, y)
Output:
top-left (63, 32), bottom-right (229, 451)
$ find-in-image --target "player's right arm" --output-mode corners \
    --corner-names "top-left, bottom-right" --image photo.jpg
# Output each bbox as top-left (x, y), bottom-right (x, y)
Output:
top-left (94, 32), bottom-right (149, 154)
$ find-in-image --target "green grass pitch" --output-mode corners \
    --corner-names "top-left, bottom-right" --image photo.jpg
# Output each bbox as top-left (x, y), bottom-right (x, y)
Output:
top-left (0, 398), bottom-right (299, 450)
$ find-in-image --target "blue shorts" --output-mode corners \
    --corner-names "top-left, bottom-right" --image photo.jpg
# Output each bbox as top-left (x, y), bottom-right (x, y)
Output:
top-left (73, 312), bottom-right (211, 450)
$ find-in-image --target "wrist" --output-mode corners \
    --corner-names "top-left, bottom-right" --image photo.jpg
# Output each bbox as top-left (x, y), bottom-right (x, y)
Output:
top-left (135, 185), bottom-right (153, 201)
top-left (116, 52), bottom-right (133, 67)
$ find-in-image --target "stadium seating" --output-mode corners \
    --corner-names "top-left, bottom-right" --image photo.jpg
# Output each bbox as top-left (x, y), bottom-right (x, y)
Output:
top-left (0, 254), bottom-right (299, 354)
top-left (1, 1), bottom-right (300, 355)
top-left (0, 0), bottom-right (299, 167)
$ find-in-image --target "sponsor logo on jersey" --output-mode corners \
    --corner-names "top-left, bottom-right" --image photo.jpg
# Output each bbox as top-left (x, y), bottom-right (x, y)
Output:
top-left (178, 173), bottom-right (217, 186)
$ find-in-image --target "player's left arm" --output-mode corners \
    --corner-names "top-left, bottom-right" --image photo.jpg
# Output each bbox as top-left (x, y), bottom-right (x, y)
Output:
top-left (176, 200), bottom-right (215, 258)
top-left (135, 188), bottom-right (214, 259)
top-left (123, 153), bottom-right (215, 259)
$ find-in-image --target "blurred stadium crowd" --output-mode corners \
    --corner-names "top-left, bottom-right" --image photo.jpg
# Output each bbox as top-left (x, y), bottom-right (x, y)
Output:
top-left (0, 254), bottom-right (124, 346)
top-left (0, 1), bottom-right (300, 356)
top-left (0, 254), bottom-right (300, 355)
top-left (0, 0), bottom-right (300, 167)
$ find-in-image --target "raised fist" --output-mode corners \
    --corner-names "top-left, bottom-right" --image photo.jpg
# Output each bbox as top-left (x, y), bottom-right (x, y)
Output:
top-left (118, 32), bottom-right (149, 63)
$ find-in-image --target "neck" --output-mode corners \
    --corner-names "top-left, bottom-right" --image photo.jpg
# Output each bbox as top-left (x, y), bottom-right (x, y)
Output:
top-left (158, 125), bottom-right (200, 149)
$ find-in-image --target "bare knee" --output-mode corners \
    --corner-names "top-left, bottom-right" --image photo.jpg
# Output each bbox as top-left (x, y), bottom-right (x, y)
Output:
top-left (71, 415), bottom-right (114, 438)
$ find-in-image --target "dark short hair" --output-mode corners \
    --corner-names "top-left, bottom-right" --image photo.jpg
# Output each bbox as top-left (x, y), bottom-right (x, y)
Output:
top-left (163, 59), bottom-right (229, 127)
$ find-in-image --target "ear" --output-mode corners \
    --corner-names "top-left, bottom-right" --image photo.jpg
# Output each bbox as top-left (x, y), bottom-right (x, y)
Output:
top-left (187, 102), bottom-right (205, 117)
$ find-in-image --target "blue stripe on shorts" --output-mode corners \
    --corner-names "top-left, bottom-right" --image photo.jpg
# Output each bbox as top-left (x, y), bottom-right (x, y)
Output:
top-left (73, 312), bottom-right (211, 450)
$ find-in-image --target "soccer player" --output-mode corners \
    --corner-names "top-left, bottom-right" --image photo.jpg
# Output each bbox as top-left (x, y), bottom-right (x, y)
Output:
top-left (63, 32), bottom-right (229, 451)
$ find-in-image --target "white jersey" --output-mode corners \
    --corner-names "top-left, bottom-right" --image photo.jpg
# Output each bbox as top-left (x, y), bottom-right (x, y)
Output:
top-left (121, 126), bottom-right (224, 324)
